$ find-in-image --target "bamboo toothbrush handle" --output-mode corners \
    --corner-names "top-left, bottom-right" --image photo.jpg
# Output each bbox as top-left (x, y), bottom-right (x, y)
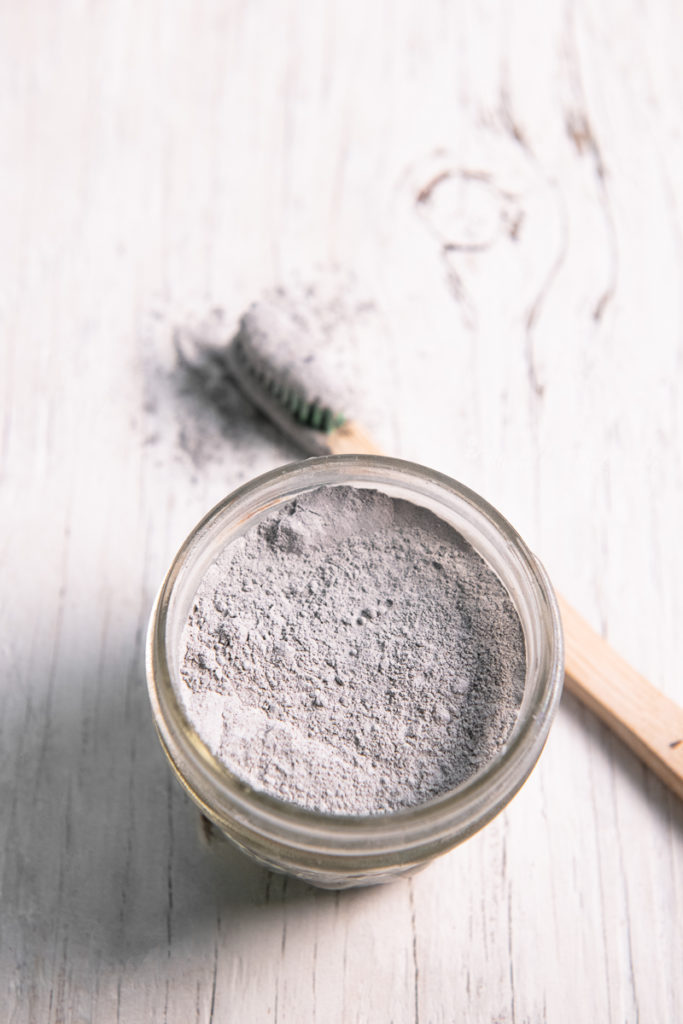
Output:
top-left (327, 421), bottom-right (385, 456)
top-left (327, 429), bottom-right (683, 799)
top-left (558, 595), bottom-right (683, 798)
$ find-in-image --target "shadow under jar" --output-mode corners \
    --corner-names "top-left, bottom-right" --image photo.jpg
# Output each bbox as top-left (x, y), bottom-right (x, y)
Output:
top-left (146, 455), bottom-right (563, 889)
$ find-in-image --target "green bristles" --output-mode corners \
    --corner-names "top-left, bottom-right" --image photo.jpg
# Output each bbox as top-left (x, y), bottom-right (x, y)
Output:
top-left (233, 334), bottom-right (346, 433)
top-left (297, 400), bottom-right (311, 423)
top-left (309, 404), bottom-right (324, 430)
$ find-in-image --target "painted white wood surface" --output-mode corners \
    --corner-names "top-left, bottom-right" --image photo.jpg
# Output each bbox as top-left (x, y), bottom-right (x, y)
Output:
top-left (1, 1), bottom-right (682, 1021)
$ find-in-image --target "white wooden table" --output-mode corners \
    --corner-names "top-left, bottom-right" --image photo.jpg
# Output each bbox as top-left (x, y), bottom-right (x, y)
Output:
top-left (2, 2), bottom-right (682, 1021)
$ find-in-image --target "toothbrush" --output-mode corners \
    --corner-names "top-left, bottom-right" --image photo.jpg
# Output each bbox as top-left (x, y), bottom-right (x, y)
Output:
top-left (226, 295), bottom-right (683, 801)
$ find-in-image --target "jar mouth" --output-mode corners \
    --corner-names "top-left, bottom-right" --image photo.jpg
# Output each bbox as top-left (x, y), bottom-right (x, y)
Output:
top-left (146, 455), bottom-right (564, 863)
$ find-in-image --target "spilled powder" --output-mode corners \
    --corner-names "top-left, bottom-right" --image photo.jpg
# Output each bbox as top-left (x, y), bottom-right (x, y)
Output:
top-left (179, 485), bottom-right (526, 815)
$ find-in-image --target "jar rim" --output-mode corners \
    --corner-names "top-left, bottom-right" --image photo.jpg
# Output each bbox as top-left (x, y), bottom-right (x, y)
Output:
top-left (146, 455), bottom-right (564, 865)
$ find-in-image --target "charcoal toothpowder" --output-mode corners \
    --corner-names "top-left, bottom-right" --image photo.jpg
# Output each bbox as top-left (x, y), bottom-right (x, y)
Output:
top-left (178, 484), bottom-right (526, 815)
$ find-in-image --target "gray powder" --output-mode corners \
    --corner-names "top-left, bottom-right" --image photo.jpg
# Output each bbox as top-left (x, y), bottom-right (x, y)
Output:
top-left (179, 485), bottom-right (526, 815)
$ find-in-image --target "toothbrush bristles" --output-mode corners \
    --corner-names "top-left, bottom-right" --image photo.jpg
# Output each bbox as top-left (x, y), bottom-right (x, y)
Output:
top-left (231, 332), bottom-right (346, 434)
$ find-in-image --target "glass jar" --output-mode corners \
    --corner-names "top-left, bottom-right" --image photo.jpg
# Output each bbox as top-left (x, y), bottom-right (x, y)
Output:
top-left (146, 455), bottom-right (563, 889)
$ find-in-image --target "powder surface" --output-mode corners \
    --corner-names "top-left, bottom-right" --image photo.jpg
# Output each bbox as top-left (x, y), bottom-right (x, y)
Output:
top-left (179, 485), bottom-right (526, 815)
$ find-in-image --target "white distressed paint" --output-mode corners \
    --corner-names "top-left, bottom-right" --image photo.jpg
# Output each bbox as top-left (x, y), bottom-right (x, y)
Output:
top-left (1, 0), bottom-right (682, 1021)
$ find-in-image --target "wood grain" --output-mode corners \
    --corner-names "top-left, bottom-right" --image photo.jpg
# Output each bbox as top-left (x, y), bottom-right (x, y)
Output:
top-left (1, 1), bottom-right (682, 1022)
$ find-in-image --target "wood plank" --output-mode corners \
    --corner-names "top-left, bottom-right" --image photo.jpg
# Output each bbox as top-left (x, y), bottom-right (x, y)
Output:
top-left (1, 0), bottom-right (682, 1021)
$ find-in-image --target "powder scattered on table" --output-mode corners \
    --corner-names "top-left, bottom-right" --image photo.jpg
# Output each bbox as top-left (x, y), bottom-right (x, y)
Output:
top-left (179, 485), bottom-right (526, 815)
